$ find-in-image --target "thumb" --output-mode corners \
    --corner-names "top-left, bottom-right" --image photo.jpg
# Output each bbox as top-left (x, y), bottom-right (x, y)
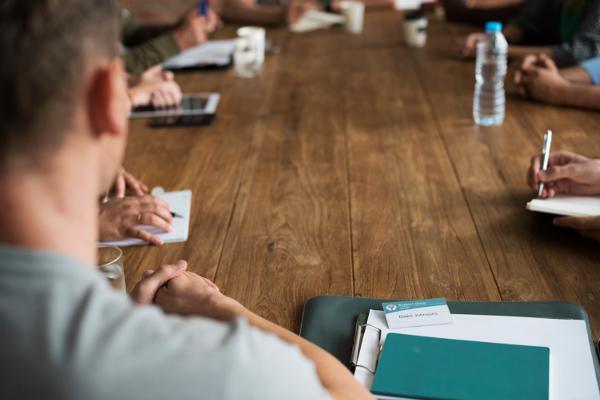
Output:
top-left (142, 64), bottom-right (163, 78)
top-left (539, 164), bottom-right (577, 182)
top-left (129, 260), bottom-right (187, 304)
top-left (540, 54), bottom-right (558, 72)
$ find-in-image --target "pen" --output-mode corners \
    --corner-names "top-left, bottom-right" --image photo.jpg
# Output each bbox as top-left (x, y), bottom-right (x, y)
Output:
top-left (537, 130), bottom-right (552, 198)
top-left (197, 0), bottom-right (207, 16)
top-left (171, 212), bottom-right (184, 218)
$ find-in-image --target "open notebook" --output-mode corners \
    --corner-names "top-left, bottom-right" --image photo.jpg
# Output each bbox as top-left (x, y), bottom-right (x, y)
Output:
top-left (100, 190), bottom-right (192, 247)
top-left (289, 11), bottom-right (345, 33)
top-left (526, 194), bottom-right (600, 216)
top-left (162, 40), bottom-right (234, 70)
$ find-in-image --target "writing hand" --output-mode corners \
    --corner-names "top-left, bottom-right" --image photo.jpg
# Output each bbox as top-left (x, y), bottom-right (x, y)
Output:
top-left (527, 151), bottom-right (600, 198)
top-left (99, 195), bottom-right (174, 245)
top-left (172, 9), bottom-right (209, 51)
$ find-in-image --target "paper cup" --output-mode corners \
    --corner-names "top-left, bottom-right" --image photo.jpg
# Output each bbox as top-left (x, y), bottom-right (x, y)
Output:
top-left (339, 1), bottom-right (365, 34)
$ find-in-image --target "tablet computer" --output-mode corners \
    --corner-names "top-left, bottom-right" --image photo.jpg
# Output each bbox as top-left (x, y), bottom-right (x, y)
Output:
top-left (129, 92), bottom-right (220, 127)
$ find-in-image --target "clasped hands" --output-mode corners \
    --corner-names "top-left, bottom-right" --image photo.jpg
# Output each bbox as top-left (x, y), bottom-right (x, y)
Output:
top-left (129, 260), bottom-right (247, 322)
top-left (528, 151), bottom-right (600, 242)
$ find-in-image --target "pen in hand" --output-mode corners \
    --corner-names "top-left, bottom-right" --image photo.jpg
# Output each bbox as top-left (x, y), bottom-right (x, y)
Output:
top-left (197, 0), bottom-right (207, 16)
top-left (171, 212), bottom-right (184, 218)
top-left (538, 130), bottom-right (552, 198)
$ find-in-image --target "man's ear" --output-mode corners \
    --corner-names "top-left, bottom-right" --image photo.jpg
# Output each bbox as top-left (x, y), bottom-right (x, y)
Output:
top-left (87, 58), bottom-right (129, 139)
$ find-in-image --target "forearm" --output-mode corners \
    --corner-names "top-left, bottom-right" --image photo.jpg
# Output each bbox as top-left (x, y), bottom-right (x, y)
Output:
top-left (558, 84), bottom-right (600, 110)
top-left (218, 0), bottom-right (286, 25)
top-left (508, 45), bottom-right (554, 60)
top-left (235, 306), bottom-right (374, 400)
top-left (561, 65), bottom-right (593, 84)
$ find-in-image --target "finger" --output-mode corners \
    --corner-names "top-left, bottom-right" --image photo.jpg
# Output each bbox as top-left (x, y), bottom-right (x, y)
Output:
top-left (520, 54), bottom-right (538, 70)
top-left (143, 270), bottom-right (154, 279)
top-left (124, 172), bottom-right (146, 196)
top-left (579, 229), bottom-right (600, 242)
top-left (553, 216), bottom-right (600, 230)
top-left (528, 155), bottom-right (542, 190)
top-left (139, 198), bottom-right (173, 223)
top-left (514, 70), bottom-right (522, 85)
top-left (127, 226), bottom-right (164, 245)
top-left (202, 277), bottom-right (220, 291)
top-left (129, 261), bottom-right (188, 304)
top-left (139, 212), bottom-right (173, 233)
top-left (115, 173), bottom-right (126, 198)
top-left (162, 70), bottom-right (174, 81)
top-left (139, 194), bottom-right (170, 209)
top-left (539, 163), bottom-right (577, 183)
top-left (142, 64), bottom-right (163, 79)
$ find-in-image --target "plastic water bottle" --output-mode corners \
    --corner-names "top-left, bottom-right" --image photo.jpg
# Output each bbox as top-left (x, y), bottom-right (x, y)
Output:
top-left (473, 21), bottom-right (508, 126)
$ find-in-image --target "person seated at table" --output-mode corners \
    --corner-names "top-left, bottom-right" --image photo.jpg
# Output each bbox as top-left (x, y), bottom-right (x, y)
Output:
top-left (528, 151), bottom-right (600, 243)
top-left (514, 53), bottom-right (600, 110)
top-left (443, 0), bottom-right (528, 25)
top-left (213, 0), bottom-right (316, 26)
top-left (455, 0), bottom-right (600, 67)
top-left (0, 1), bottom-right (374, 400)
top-left (121, 6), bottom-right (222, 74)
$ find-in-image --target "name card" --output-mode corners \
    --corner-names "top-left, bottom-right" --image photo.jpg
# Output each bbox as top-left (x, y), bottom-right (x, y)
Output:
top-left (382, 298), bottom-right (453, 329)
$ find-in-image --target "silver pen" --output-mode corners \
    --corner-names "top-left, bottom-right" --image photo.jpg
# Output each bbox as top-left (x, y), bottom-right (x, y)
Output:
top-left (538, 130), bottom-right (553, 198)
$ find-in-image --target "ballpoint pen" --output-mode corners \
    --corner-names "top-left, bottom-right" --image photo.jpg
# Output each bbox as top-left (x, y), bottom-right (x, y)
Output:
top-left (171, 212), bottom-right (184, 218)
top-left (538, 130), bottom-right (553, 198)
top-left (197, 0), bottom-right (207, 16)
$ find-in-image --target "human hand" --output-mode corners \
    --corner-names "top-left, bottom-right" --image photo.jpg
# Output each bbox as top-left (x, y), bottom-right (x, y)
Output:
top-left (454, 33), bottom-right (483, 59)
top-left (286, 1), bottom-right (316, 25)
top-left (514, 53), bottom-right (569, 102)
top-left (527, 151), bottom-right (600, 198)
top-left (172, 9), bottom-right (210, 51)
top-left (552, 216), bottom-right (600, 243)
top-left (155, 270), bottom-right (247, 321)
top-left (207, 8), bottom-right (224, 32)
top-left (128, 65), bottom-right (182, 109)
top-left (129, 260), bottom-right (188, 304)
top-left (115, 166), bottom-right (148, 198)
top-left (99, 195), bottom-right (174, 245)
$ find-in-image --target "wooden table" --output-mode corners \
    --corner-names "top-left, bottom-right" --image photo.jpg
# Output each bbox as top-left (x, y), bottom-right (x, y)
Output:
top-left (123, 10), bottom-right (600, 342)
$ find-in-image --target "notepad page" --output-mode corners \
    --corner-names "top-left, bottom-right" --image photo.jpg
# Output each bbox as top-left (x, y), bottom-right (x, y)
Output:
top-left (99, 190), bottom-right (192, 247)
top-left (355, 310), bottom-right (600, 400)
top-left (527, 194), bottom-right (600, 217)
top-left (162, 40), bottom-right (234, 69)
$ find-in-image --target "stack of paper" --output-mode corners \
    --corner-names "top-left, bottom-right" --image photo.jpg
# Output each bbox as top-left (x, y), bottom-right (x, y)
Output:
top-left (162, 40), bottom-right (234, 70)
top-left (355, 310), bottom-right (600, 399)
top-left (290, 10), bottom-right (346, 33)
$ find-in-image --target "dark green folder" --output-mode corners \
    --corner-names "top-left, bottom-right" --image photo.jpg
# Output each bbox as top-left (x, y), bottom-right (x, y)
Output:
top-left (298, 295), bottom-right (600, 389)
top-left (371, 333), bottom-right (549, 400)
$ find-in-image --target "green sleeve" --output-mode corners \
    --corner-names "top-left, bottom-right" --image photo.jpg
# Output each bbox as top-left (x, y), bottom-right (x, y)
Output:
top-left (120, 10), bottom-right (181, 74)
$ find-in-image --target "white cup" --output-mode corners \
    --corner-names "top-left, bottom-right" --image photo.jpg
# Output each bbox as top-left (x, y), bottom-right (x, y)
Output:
top-left (403, 11), bottom-right (428, 48)
top-left (236, 26), bottom-right (265, 66)
top-left (339, 1), bottom-right (365, 34)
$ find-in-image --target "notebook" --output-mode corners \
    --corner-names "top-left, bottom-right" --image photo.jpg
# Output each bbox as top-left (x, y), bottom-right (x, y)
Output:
top-left (526, 194), bottom-right (600, 216)
top-left (162, 40), bottom-right (234, 70)
top-left (355, 310), bottom-right (600, 399)
top-left (289, 11), bottom-right (345, 33)
top-left (371, 333), bottom-right (549, 400)
top-left (100, 190), bottom-right (192, 247)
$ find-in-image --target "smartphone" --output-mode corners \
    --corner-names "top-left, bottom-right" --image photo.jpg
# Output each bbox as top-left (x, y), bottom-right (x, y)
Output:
top-left (129, 93), bottom-right (220, 127)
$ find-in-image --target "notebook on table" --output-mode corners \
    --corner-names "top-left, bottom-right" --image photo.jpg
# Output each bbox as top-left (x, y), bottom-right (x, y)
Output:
top-left (162, 40), bottom-right (234, 71)
top-left (371, 333), bottom-right (549, 400)
top-left (526, 194), bottom-right (600, 216)
top-left (100, 190), bottom-right (192, 247)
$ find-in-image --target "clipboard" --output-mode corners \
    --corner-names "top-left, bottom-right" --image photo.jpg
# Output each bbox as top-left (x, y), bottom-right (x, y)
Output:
top-left (298, 295), bottom-right (600, 387)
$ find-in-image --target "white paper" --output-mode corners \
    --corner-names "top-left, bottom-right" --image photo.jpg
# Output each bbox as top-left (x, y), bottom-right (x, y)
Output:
top-left (393, 0), bottom-right (435, 10)
top-left (290, 10), bottom-right (345, 33)
top-left (527, 194), bottom-right (600, 217)
top-left (162, 40), bottom-right (234, 69)
top-left (355, 310), bottom-right (600, 400)
top-left (100, 190), bottom-right (192, 247)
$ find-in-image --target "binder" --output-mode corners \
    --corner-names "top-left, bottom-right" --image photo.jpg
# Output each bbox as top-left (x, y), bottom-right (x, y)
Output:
top-left (298, 295), bottom-right (600, 388)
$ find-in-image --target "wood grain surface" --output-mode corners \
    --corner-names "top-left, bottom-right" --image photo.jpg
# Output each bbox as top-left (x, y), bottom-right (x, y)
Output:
top-left (121, 11), bottom-right (600, 339)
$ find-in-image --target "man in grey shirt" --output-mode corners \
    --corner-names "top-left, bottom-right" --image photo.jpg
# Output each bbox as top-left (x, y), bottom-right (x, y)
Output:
top-left (0, 1), bottom-right (374, 400)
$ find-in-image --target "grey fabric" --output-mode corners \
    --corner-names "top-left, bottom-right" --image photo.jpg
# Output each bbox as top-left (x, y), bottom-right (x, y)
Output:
top-left (509, 0), bottom-right (600, 67)
top-left (0, 245), bottom-right (330, 400)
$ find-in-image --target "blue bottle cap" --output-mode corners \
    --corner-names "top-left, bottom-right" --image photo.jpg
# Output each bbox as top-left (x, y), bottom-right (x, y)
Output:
top-left (485, 21), bottom-right (503, 32)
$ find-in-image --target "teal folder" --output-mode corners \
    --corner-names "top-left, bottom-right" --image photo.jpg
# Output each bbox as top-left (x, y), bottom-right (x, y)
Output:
top-left (371, 333), bottom-right (549, 400)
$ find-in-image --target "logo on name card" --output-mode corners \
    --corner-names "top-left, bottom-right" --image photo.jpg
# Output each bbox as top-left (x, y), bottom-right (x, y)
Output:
top-left (382, 298), bottom-right (453, 329)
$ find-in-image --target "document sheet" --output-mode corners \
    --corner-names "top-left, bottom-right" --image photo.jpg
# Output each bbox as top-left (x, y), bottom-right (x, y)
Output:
top-left (100, 190), bottom-right (192, 247)
top-left (162, 40), bottom-right (234, 69)
top-left (526, 194), bottom-right (600, 217)
top-left (355, 310), bottom-right (600, 400)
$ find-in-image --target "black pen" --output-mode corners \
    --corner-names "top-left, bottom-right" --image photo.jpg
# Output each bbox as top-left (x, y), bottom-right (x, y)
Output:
top-left (171, 212), bottom-right (184, 218)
